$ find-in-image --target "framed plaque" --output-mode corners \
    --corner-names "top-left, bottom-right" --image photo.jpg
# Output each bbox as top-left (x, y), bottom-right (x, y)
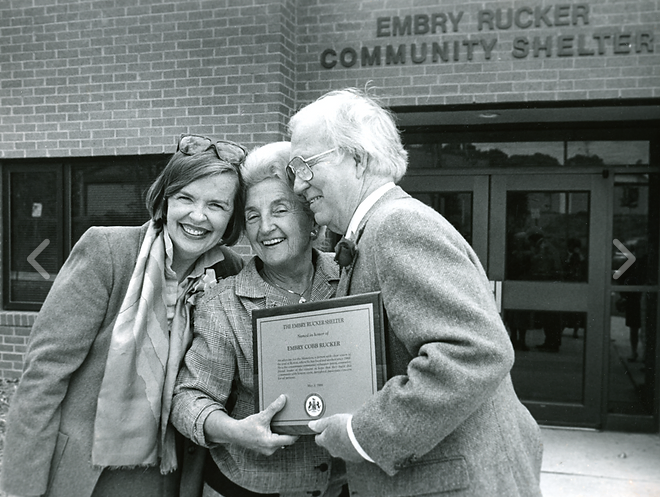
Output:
top-left (252, 291), bottom-right (386, 434)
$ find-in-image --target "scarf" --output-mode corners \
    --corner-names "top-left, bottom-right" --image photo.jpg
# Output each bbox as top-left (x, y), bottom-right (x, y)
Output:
top-left (92, 221), bottom-right (219, 474)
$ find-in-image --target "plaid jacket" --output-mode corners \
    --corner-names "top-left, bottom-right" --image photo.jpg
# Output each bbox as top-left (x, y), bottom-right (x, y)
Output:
top-left (172, 249), bottom-right (340, 494)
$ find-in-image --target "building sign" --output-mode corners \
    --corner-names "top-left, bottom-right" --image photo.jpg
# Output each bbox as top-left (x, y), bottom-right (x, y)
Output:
top-left (321, 3), bottom-right (654, 69)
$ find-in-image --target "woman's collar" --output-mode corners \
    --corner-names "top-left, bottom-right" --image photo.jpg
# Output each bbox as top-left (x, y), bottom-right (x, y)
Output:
top-left (187, 245), bottom-right (227, 280)
top-left (162, 226), bottom-right (226, 282)
top-left (235, 249), bottom-right (332, 299)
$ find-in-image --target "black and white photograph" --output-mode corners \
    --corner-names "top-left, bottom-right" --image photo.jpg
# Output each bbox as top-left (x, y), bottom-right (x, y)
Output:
top-left (0, 1), bottom-right (658, 496)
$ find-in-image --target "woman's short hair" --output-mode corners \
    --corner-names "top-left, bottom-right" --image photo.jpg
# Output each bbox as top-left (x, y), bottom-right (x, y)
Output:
top-left (288, 88), bottom-right (408, 183)
top-left (241, 141), bottom-right (290, 191)
top-left (241, 141), bottom-right (314, 219)
top-left (145, 148), bottom-right (245, 246)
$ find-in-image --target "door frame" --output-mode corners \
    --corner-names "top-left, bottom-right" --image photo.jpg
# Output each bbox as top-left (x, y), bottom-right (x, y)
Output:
top-left (401, 174), bottom-right (489, 269)
top-left (489, 173), bottom-right (608, 427)
top-left (401, 170), bottom-right (609, 428)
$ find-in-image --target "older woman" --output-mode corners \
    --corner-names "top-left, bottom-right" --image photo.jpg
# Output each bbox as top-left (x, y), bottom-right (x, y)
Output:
top-left (1, 135), bottom-right (247, 497)
top-left (172, 142), bottom-right (345, 497)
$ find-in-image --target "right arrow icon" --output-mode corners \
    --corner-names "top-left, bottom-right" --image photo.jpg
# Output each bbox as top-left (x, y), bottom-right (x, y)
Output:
top-left (612, 239), bottom-right (636, 280)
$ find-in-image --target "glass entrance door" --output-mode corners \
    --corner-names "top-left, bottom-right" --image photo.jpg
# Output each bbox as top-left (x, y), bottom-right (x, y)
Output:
top-left (490, 174), bottom-right (608, 427)
top-left (400, 174), bottom-right (488, 265)
top-left (401, 172), bottom-right (608, 427)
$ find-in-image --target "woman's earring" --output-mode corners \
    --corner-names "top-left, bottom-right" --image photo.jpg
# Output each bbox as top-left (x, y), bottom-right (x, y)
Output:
top-left (311, 229), bottom-right (319, 240)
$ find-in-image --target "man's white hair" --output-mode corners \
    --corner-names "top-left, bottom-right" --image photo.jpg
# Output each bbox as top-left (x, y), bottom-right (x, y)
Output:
top-left (289, 88), bottom-right (408, 183)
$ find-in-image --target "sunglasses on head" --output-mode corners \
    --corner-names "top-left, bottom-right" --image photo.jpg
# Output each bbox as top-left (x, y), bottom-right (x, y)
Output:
top-left (177, 134), bottom-right (247, 166)
top-left (286, 148), bottom-right (337, 186)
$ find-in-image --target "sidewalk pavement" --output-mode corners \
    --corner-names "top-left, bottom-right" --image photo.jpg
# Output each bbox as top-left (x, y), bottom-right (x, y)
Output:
top-left (540, 426), bottom-right (660, 497)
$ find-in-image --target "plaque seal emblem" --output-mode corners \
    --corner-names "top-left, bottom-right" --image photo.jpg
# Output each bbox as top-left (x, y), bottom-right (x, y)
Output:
top-left (304, 393), bottom-right (325, 418)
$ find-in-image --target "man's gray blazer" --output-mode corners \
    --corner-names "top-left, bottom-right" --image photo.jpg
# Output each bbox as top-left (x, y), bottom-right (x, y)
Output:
top-left (339, 186), bottom-right (543, 497)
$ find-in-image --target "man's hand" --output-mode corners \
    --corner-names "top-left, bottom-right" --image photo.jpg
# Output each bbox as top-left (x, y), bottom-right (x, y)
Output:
top-left (308, 413), bottom-right (365, 463)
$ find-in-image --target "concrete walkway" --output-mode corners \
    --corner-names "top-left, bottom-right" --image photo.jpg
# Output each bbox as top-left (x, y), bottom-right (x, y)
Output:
top-left (540, 426), bottom-right (660, 497)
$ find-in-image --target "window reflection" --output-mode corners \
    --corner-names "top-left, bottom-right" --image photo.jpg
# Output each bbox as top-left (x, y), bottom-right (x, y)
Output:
top-left (506, 191), bottom-right (589, 282)
top-left (407, 143), bottom-right (438, 169)
top-left (406, 142), bottom-right (564, 169)
top-left (609, 291), bottom-right (656, 415)
top-left (568, 141), bottom-right (649, 167)
top-left (405, 140), bottom-right (650, 169)
top-left (612, 174), bottom-right (658, 285)
top-left (474, 142), bottom-right (563, 167)
top-left (410, 191), bottom-right (472, 246)
top-left (508, 309), bottom-right (586, 403)
top-left (71, 162), bottom-right (165, 243)
top-left (9, 171), bottom-right (59, 303)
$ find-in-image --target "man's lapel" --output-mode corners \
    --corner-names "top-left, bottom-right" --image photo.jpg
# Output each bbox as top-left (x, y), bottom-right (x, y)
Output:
top-left (337, 265), bottom-right (353, 297)
top-left (336, 186), bottom-right (408, 297)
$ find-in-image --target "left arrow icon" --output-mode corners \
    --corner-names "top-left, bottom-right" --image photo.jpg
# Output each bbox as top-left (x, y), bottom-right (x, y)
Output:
top-left (27, 239), bottom-right (51, 280)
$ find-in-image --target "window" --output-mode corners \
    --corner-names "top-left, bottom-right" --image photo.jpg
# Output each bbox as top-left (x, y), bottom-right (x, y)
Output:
top-left (612, 174), bottom-right (659, 284)
top-left (505, 191), bottom-right (590, 282)
top-left (3, 156), bottom-right (169, 310)
top-left (405, 140), bottom-right (649, 170)
top-left (4, 165), bottom-right (63, 307)
top-left (608, 173), bottom-right (659, 418)
top-left (402, 125), bottom-right (652, 171)
top-left (410, 191), bottom-right (473, 245)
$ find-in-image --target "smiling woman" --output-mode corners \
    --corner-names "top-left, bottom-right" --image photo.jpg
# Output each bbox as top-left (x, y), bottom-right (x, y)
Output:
top-left (241, 141), bottom-right (321, 304)
top-left (245, 178), bottom-right (316, 297)
top-left (0, 135), bottom-right (247, 497)
top-left (165, 173), bottom-right (238, 276)
top-left (171, 141), bottom-right (346, 497)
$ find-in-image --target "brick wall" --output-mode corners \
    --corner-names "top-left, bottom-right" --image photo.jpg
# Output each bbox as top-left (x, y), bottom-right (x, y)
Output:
top-left (0, 0), bottom-right (297, 159)
top-left (293, 0), bottom-right (660, 107)
top-left (0, 312), bottom-right (36, 378)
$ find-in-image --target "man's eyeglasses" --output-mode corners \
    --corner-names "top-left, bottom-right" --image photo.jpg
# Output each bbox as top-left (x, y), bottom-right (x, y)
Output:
top-left (177, 134), bottom-right (247, 166)
top-left (286, 148), bottom-right (336, 186)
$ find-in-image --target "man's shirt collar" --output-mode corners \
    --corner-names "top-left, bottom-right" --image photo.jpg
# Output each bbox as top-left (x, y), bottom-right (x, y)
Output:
top-left (345, 182), bottom-right (395, 240)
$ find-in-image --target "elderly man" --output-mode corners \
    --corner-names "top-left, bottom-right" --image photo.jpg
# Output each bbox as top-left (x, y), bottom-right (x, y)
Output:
top-left (287, 89), bottom-right (543, 497)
